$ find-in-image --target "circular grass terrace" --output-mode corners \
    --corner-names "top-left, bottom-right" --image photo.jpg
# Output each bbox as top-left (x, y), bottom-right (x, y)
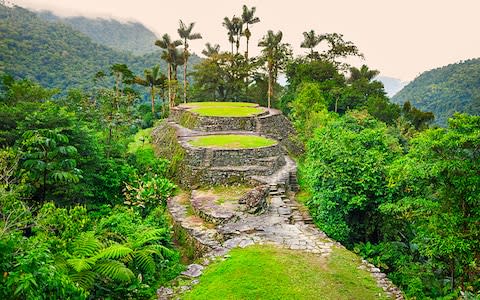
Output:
top-left (188, 134), bottom-right (277, 149)
top-left (180, 102), bottom-right (265, 117)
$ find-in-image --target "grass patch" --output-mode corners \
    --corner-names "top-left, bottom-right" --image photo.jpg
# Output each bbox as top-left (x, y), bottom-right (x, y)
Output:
top-left (127, 127), bottom-right (153, 153)
top-left (190, 106), bottom-right (264, 117)
top-left (295, 190), bottom-right (311, 204)
top-left (182, 245), bottom-right (388, 300)
top-left (197, 185), bottom-right (251, 205)
top-left (182, 102), bottom-right (263, 117)
top-left (189, 135), bottom-right (276, 149)
top-left (183, 102), bottom-right (257, 108)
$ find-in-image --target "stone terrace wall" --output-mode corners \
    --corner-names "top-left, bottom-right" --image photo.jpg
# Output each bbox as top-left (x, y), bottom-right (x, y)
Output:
top-left (178, 139), bottom-right (286, 186)
top-left (170, 106), bottom-right (267, 132)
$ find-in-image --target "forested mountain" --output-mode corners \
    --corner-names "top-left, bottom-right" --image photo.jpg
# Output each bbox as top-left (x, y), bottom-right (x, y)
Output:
top-left (391, 58), bottom-right (480, 126)
top-left (0, 4), bottom-right (200, 92)
top-left (37, 11), bottom-right (158, 55)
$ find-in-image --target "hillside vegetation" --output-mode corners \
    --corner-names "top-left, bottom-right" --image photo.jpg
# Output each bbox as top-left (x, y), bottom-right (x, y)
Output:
top-left (0, 5), bottom-right (199, 92)
top-left (38, 11), bottom-right (158, 55)
top-left (391, 58), bottom-right (480, 126)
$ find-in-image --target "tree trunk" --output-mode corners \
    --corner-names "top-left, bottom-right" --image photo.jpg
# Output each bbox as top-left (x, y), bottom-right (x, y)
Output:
top-left (151, 85), bottom-right (155, 114)
top-left (268, 70), bottom-right (272, 109)
top-left (183, 51), bottom-right (188, 103)
top-left (167, 64), bottom-right (172, 108)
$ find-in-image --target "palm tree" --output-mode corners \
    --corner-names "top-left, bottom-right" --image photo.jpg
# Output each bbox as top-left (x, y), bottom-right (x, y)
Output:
top-left (241, 5), bottom-right (260, 60)
top-left (258, 30), bottom-right (292, 108)
top-left (348, 65), bottom-right (379, 83)
top-left (201, 43), bottom-right (220, 57)
top-left (223, 16), bottom-right (243, 54)
top-left (222, 17), bottom-right (235, 54)
top-left (155, 34), bottom-right (182, 108)
top-left (134, 65), bottom-right (166, 114)
top-left (177, 20), bottom-right (202, 103)
top-left (300, 30), bottom-right (322, 60)
top-left (232, 16), bottom-right (243, 54)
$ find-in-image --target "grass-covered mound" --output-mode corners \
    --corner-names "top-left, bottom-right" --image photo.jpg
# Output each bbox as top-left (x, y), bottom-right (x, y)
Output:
top-left (188, 134), bottom-right (277, 149)
top-left (181, 102), bottom-right (264, 117)
top-left (183, 245), bottom-right (388, 300)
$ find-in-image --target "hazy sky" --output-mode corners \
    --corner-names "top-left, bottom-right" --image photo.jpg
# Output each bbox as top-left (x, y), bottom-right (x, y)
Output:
top-left (14, 0), bottom-right (480, 81)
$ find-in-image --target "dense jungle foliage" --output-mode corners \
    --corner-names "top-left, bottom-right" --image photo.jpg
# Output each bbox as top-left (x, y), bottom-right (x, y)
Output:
top-left (282, 58), bottom-right (479, 298)
top-left (38, 11), bottom-right (159, 55)
top-left (1, 2), bottom-right (478, 299)
top-left (0, 5), bottom-right (200, 94)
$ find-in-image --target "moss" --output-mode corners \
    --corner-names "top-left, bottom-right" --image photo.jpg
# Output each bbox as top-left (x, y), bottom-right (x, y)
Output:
top-left (179, 111), bottom-right (199, 129)
top-left (151, 121), bottom-right (186, 179)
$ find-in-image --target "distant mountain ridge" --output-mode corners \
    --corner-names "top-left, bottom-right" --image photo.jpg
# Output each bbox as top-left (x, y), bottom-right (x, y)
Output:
top-left (37, 11), bottom-right (158, 55)
top-left (391, 58), bottom-right (480, 126)
top-left (376, 76), bottom-right (408, 98)
top-left (0, 4), bottom-right (200, 93)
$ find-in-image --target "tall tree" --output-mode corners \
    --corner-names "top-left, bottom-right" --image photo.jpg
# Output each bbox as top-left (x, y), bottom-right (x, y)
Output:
top-left (222, 17), bottom-right (235, 54)
top-left (201, 43), bottom-right (220, 57)
top-left (177, 20), bottom-right (202, 103)
top-left (320, 33), bottom-right (364, 66)
top-left (134, 65), bottom-right (166, 114)
top-left (258, 30), bottom-right (292, 108)
top-left (300, 30), bottom-right (322, 60)
top-left (241, 5), bottom-right (260, 59)
top-left (223, 16), bottom-right (243, 54)
top-left (348, 64), bottom-right (380, 82)
top-left (155, 34), bottom-right (182, 108)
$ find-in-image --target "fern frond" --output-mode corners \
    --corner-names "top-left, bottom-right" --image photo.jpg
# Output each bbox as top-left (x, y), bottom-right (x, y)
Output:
top-left (54, 255), bottom-right (68, 273)
top-left (70, 270), bottom-right (96, 290)
top-left (94, 244), bottom-right (133, 260)
top-left (67, 258), bottom-right (93, 273)
top-left (95, 260), bottom-right (134, 282)
top-left (131, 228), bottom-right (167, 248)
top-left (72, 232), bottom-right (102, 257)
top-left (145, 244), bottom-right (175, 259)
top-left (133, 250), bottom-right (157, 274)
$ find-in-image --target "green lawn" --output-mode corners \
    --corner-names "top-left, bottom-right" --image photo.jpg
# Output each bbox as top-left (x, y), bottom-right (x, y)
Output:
top-left (181, 102), bottom-right (264, 117)
top-left (189, 135), bottom-right (277, 149)
top-left (182, 102), bottom-right (258, 108)
top-left (182, 245), bottom-right (388, 300)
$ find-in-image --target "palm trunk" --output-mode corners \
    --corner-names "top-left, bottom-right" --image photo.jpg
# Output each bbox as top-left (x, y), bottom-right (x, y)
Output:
top-left (167, 64), bottom-right (172, 108)
top-left (151, 85), bottom-right (155, 114)
top-left (183, 50), bottom-right (188, 103)
top-left (268, 70), bottom-right (272, 109)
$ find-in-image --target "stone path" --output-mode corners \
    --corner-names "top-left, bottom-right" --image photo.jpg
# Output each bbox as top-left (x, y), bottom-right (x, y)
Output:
top-left (159, 185), bottom-right (404, 300)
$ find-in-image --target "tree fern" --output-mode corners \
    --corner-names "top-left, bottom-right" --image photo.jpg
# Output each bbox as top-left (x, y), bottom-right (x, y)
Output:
top-left (133, 249), bottom-right (157, 274)
top-left (95, 260), bottom-right (134, 282)
top-left (67, 258), bottom-right (93, 273)
top-left (70, 270), bottom-right (96, 290)
top-left (72, 232), bottom-right (102, 257)
top-left (94, 244), bottom-right (133, 260)
top-left (130, 228), bottom-right (167, 249)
